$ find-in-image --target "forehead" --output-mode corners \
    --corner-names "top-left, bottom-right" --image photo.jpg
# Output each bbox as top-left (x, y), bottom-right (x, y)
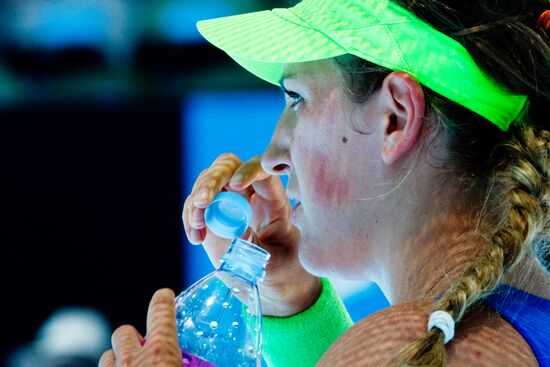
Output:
top-left (280, 59), bottom-right (342, 87)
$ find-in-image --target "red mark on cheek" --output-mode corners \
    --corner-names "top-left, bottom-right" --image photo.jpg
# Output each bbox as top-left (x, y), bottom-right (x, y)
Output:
top-left (474, 351), bottom-right (482, 359)
top-left (309, 153), bottom-right (350, 205)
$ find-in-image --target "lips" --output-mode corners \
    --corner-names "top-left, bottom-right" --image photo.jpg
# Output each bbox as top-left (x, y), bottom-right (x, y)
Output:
top-left (290, 201), bottom-right (302, 226)
top-left (286, 187), bottom-right (299, 201)
top-left (286, 183), bottom-right (300, 208)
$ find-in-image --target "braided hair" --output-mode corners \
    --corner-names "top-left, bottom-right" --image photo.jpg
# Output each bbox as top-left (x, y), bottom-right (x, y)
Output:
top-left (335, 0), bottom-right (550, 365)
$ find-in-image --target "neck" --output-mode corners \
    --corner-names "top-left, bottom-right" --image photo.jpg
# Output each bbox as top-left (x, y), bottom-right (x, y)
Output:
top-left (504, 253), bottom-right (550, 299)
top-left (380, 198), bottom-right (491, 304)
top-left (379, 200), bottom-right (550, 304)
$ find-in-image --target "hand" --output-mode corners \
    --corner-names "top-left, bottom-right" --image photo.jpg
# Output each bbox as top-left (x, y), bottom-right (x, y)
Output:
top-left (182, 153), bottom-right (321, 316)
top-left (99, 289), bottom-right (181, 367)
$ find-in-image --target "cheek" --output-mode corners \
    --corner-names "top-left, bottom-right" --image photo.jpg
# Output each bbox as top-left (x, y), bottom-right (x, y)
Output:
top-left (294, 105), bottom-right (358, 208)
top-left (305, 151), bottom-right (351, 206)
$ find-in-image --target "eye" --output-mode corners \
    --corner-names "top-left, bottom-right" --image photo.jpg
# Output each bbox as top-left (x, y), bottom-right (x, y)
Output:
top-left (282, 87), bottom-right (304, 109)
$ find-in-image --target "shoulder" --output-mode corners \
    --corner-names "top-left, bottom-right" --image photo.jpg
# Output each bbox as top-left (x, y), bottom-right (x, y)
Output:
top-left (316, 299), bottom-right (538, 367)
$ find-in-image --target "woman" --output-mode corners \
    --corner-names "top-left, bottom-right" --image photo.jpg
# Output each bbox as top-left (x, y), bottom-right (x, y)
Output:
top-left (100, 0), bottom-right (550, 366)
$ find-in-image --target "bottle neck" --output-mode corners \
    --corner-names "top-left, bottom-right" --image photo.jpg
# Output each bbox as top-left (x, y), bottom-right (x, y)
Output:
top-left (218, 239), bottom-right (270, 284)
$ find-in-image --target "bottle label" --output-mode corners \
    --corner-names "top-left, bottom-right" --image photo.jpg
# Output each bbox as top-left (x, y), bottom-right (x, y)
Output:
top-left (182, 350), bottom-right (217, 367)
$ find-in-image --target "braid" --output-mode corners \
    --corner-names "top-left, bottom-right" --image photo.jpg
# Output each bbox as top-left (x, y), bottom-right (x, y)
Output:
top-left (333, 0), bottom-right (549, 364)
top-left (396, 126), bottom-right (550, 366)
top-left (492, 127), bottom-right (550, 267)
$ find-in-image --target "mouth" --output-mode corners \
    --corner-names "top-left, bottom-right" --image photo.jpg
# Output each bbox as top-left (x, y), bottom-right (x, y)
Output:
top-left (286, 183), bottom-right (301, 208)
top-left (290, 200), bottom-right (302, 217)
top-left (287, 195), bottom-right (301, 208)
top-left (290, 201), bottom-right (302, 228)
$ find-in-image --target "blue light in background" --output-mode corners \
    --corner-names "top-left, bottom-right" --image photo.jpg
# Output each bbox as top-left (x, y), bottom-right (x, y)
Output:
top-left (14, 1), bottom-right (118, 49)
top-left (156, 0), bottom-right (241, 43)
top-left (4, 0), bottom-right (264, 51)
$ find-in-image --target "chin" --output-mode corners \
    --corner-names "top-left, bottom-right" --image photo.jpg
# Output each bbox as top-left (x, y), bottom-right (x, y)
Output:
top-left (297, 239), bottom-right (330, 277)
top-left (298, 235), bottom-right (365, 280)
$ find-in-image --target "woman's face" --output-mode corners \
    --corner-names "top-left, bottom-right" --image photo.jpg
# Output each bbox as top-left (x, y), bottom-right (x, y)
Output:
top-left (261, 60), bottom-right (393, 279)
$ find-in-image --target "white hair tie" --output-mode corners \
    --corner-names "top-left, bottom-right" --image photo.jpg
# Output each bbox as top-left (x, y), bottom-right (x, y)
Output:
top-left (428, 310), bottom-right (455, 344)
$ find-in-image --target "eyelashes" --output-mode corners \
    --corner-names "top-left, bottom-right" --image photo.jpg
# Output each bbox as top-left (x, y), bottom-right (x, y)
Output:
top-left (281, 87), bottom-right (304, 108)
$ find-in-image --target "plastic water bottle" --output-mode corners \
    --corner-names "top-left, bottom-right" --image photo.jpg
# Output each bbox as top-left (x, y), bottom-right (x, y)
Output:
top-left (176, 192), bottom-right (271, 367)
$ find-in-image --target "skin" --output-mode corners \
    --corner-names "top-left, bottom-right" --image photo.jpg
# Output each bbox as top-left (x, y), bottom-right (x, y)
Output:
top-left (99, 289), bottom-right (181, 367)
top-left (101, 60), bottom-right (549, 366)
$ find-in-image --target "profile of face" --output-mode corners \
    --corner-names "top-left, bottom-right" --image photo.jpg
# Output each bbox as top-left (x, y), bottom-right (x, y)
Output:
top-left (261, 60), bottom-right (417, 280)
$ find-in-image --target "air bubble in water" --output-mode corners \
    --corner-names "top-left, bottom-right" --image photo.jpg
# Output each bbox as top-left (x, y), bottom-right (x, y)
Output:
top-left (232, 321), bottom-right (239, 328)
top-left (209, 321), bottom-right (218, 330)
top-left (195, 331), bottom-right (204, 337)
top-left (183, 318), bottom-right (195, 330)
top-left (232, 287), bottom-right (240, 294)
top-left (222, 302), bottom-right (229, 308)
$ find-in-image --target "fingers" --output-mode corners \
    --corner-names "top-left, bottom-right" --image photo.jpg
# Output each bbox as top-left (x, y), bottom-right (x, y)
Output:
top-left (183, 196), bottom-right (207, 245)
top-left (230, 156), bottom-right (287, 201)
top-left (146, 289), bottom-right (178, 347)
top-left (192, 153), bottom-right (243, 208)
top-left (98, 349), bottom-right (115, 367)
top-left (183, 153), bottom-right (242, 245)
top-left (101, 290), bottom-right (180, 367)
top-left (182, 153), bottom-right (288, 247)
top-left (228, 156), bottom-right (270, 190)
top-left (111, 324), bottom-right (143, 365)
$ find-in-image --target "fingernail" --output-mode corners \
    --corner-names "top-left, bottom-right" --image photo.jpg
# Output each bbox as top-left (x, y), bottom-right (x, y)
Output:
top-left (156, 288), bottom-right (174, 298)
top-left (230, 174), bottom-right (244, 185)
top-left (196, 188), bottom-right (209, 201)
top-left (191, 208), bottom-right (205, 228)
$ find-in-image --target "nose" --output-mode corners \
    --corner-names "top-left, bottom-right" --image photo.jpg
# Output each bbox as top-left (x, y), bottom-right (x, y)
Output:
top-left (262, 146), bottom-right (291, 175)
top-left (261, 112), bottom-right (294, 176)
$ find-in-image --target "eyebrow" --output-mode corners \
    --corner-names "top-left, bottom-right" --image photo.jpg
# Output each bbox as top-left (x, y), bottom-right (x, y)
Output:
top-left (278, 73), bottom-right (296, 87)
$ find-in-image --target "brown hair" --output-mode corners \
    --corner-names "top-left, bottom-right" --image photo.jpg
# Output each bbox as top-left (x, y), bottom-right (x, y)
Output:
top-left (335, 0), bottom-right (550, 365)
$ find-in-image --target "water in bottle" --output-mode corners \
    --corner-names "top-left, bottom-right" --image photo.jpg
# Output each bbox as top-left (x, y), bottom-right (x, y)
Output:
top-left (176, 192), bottom-right (270, 367)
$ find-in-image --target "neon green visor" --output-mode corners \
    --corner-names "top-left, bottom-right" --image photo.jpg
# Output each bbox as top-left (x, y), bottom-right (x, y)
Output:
top-left (197, 0), bottom-right (528, 131)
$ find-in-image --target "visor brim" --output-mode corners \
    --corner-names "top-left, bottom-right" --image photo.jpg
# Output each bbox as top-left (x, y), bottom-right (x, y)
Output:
top-left (197, 9), bottom-right (347, 86)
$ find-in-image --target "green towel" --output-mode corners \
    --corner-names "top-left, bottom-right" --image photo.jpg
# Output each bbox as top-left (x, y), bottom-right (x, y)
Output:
top-left (262, 278), bottom-right (354, 367)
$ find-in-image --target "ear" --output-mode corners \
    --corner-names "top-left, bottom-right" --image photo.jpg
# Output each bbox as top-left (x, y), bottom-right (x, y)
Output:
top-left (379, 72), bottom-right (425, 165)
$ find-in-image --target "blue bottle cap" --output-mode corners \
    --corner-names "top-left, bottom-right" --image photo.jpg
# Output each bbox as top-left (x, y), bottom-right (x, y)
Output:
top-left (204, 192), bottom-right (252, 239)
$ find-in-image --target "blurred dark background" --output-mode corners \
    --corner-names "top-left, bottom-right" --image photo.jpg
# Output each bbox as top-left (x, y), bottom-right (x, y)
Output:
top-left (0, 1), bottom-right (290, 365)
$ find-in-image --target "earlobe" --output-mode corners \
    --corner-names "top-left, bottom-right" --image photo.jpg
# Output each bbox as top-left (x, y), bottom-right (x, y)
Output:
top-left (382, 129), bottom-right (403, 164)
top-left (380, 72), bottom-right (425, 165)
